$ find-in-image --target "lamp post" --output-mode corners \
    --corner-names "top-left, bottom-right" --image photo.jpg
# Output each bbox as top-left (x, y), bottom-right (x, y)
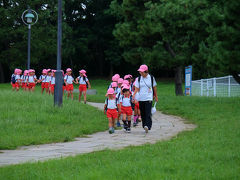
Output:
top-left (22, 8), bottom-right (38, 70)
top-left (54, 0), bottom-right (63, 107)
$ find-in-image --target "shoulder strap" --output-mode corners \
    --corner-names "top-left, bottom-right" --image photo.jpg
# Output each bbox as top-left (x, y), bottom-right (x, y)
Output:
top-left (150, 74), bottom-right (155, 97)
top-left (138, 76), bottom-right (141, 90)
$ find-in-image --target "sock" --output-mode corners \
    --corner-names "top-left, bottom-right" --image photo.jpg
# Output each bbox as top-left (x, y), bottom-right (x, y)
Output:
top-left (133, 115), bottom-right (137, 123)
top-left (122, 120), bottom-right (127, 126)
top-left (128, 121), bottom-right (131, 128)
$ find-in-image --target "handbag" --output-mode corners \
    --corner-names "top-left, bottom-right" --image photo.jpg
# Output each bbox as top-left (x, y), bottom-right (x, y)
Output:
top-left (151, 102), bottom-right (157, 115)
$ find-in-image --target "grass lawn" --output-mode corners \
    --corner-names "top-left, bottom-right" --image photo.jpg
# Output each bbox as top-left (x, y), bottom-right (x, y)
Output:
top-left (0, 80), bottom-right (239, 179)
top-left (0, 84), bottom-right (107, 150)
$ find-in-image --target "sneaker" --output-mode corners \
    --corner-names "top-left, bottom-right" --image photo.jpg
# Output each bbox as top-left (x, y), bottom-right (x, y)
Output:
top-left (144, 126), bottom-right (148, 133)
top-left (109, 128), bottom-right (112, 134)
top-left (138, 117), bottom-right (142, 122)
top-left (123, 124), bottom-right (128, 130)
top-left (127, 128), bottom-right (131, 133)
top-left (133, 122), bottom-right (137, 127)
top-left (112, 127), bottom-right (115, 133)
top-left (116, 121), bottom-right (121, 127)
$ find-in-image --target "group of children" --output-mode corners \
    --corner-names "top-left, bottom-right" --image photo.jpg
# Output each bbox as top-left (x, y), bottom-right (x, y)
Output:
top-left (104, 74), bottom-right (141, 134)
top-left (11, 68), bottom-right (91, 103)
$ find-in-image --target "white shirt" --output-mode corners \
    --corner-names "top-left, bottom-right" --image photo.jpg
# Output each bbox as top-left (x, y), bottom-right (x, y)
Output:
top-left (119, 95), bottom-right (132, 107)
top-left (105, 98), bottom-right (119, 109)
top-left (15, 75), bottom-right (21, 82)
top-left (115, 87), bottom-right (121, 94)
top-left (28, 75), bottom-right (36, 83)
top-left (135, 74), bottom-right (157, 101)
top-left (50, 77), bottom-right (55, 84)
top-left (64, 75), bottom-right (74, 84)
top-left (77, 76), bottom-right (88, 85)
top-left (45, 75), bottom-right (52, 83)
top-left (39, 75), bottom-right (47, 83)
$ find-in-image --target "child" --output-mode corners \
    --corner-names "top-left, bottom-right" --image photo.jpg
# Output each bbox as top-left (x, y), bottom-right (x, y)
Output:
top-left (108, 74), bottom-right (120, 89)
top-left (27, 69), bottom-right (37, 92)
top-left (21, 70), bottom-right (28, 91)
top-left (115, 78), bottom-right (123, 127)
top-left (104, 88), bottom-right (120, 134)
top-left (11, 69), bottom-right (18, 91)
top-left (15, 69), bottom-right (22, 91)
top-left (38, 69), bottom-right (47, 94)
top-left (61, 70), bottom-right (66, 94)
top-left (45, 69), bottom-right (52, 94)
top-left (132, 80), bottom-right (141, 126)
top-left (64, 68), bottom-right (76, 99)
top-left (50, 70), bottom-right (56, 95)
top-left (119, 85), bottom-right (134, 133)
top-left (76, 69), bottom-right (91, 104)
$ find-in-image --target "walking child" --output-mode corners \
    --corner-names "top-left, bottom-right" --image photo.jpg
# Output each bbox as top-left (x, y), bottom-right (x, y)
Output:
top-left (50, 70), bottom-right (56, 95)
top-left (27, 69), bottom-right (37, 92)
top-left (76, 69), bottom-right (91, 104)
top-left (64, 68), bottom-right (76, 100)
top-left (116, 78), bottom-right (123, 127)
top-left (45, 69), bottom-right (52, 94)
top-left (38, 69), bottom-right (47, 94)
top-left (119, 84), bottom-right (134, 133)
top-left (104, 88), bottom-right (120, 134)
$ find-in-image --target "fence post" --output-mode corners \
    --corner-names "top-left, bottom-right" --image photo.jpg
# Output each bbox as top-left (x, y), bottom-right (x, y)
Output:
top-left (207, 79), bottom-right (209, 97)
top-left (213, 78), bottom-right (216, 97)
top-left (201, 79), bottom-right (203, 96)
top-left (228, 75), bottom-right (231, 97)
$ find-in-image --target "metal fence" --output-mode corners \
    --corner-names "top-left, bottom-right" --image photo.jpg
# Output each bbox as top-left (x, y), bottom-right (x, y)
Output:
top-left (192, 75), bottom-right (240, 97)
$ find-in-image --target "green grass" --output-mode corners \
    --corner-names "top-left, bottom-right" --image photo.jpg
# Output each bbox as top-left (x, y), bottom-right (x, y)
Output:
top-left (0, 81), bottom-right (240, 179)
top-left (0, 85), bottom-right (107, 150)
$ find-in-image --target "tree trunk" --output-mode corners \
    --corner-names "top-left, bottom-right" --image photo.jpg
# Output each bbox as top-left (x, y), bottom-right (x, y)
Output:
top-left (175, 66), bottom-right (184, 96)
top-left (0, 62), bottom-right (5, 83)
top-left (232, 72), bottom-right (240, 84)
top-left (163, 42), bottom-right (183, 96)
top-left (109, 63), bottom-right (113, 78)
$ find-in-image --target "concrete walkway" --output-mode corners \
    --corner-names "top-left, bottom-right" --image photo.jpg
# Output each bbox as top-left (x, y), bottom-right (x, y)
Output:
top-left (0, 102), bottom-right (195, 167)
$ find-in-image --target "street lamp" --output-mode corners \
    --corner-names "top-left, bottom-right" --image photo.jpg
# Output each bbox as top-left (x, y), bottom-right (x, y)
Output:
top-left (21, 8), bottom-right (38, 70)
top-left (54, 0), bottom-right (63, 107)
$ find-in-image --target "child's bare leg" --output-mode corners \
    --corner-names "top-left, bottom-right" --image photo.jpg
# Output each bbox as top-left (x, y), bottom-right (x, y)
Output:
top-left (83, 91), bottom-right (87, 103)
top-left (108, 117), bottom-right (113, 128)
top-left (79, 91), bottom-right (82, 102)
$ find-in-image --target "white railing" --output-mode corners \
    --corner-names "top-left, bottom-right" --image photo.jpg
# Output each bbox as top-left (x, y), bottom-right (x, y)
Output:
top-left (192, 75), bottom-right (240, 97)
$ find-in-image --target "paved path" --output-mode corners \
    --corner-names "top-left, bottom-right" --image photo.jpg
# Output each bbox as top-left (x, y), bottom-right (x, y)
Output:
top-left (0, 102), bottom-right (195, 167)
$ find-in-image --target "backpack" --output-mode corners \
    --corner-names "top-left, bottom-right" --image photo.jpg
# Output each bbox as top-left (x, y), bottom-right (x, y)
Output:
top-left (138, 74), bottom-right (155, 97)
top-left (121, 95), bottom-right (135, 111)
top-left (11, 74), bottom-right (16, 84)
top-left (105, 98), bottom-right (118, 112)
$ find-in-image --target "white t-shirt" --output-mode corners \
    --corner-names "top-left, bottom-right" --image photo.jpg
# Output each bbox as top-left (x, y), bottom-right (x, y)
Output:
top-left (105, 98), bottom-right (119, 109)
top-left (15, 75), bottom-right (21, 82)
top-left (45, 75), bottom-right (52, 83)
top-left (28, 75), bottom-right (36, 83)
top-left (77, 76), bottom-right (88, 85)
top-left (135, 74), bottom-right (157, 101)
top-left (64, 75), bottom-right (74, 84)
top-left (39, 75), bottom-right (47, 83)
top-left (119, 95), bottom-right (132, 107)
top-left (50, 77), bottom-right (55, 84)
top-left (115, 87), bottom-right (121, 94)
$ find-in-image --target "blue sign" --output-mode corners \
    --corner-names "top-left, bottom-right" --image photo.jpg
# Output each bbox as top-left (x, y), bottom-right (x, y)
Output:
top-left (185, 65), bottom-right (192, 96)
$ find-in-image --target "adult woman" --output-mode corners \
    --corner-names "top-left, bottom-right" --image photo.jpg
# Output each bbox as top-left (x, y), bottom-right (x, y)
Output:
top-left (133, 64), bottom-right (158, 133)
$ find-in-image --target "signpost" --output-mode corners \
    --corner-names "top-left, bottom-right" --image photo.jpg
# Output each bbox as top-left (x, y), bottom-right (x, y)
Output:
top-left (185, 65), bottom-right (192, 96)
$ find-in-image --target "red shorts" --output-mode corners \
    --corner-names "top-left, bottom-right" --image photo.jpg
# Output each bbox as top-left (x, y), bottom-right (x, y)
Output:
top-left (107, 109), bottom-right (118, 119)
top-left (135, 102), bottom-right (139, 109)
top-left (15, 82), bottom-right (20, 88)
top-left (121, 106), bottom-right (133, 116)
top-left (79, 84), bottom-right (87, 92)
top-left (41, 82), bottom-right (46, 89)
top-left (45, 82), bottom-right (50, 89)
top-left (21, 83), bottom-right (26, 88)
top-left (11, 83), bottom-right (16, 88)
top-left (28, 83), bottom-right (36, 88)
top-left (51, 84), bottom-right (55, 93)
top-left (66, 84), bottom-right (74, 91)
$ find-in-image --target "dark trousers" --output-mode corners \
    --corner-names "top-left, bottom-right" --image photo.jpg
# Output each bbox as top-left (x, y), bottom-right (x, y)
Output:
top-left (139, 101), bottom-right (152, 130)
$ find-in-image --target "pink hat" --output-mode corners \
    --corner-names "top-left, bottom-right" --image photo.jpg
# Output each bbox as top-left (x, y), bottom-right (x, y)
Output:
top-left (112, 75), bottom-right (118, 82)
top-left (66, 68), bottom-right (72, 72)
top-left (111, 82), bottom-right (118, 88)
top-left (29, 69), bottom-right (35, 73)
top-left (122, 84), bottom-right (130, 90)
top-left (79, 69), bottom-right (86, 74)
top-left (124, 75), bottom-right (130, 80)
top-left (24, 70), bottom-right (29, 76)
top-left (137, 64), bottom-right (148, 72)
top-left (114, 74), bottom-right (120, 79)
top-left (52, 70), bottom-right (56, 72)
top-left (118, 78), bottom-right (123, 84)
top-left (123, 80), bottom-right (130, 86)
top-left (128, 74), bottom-right (133, 78)
top-left (42, 69), bottom-right (47, 73)
top-left (107, 88), bottom-right (115, 95)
